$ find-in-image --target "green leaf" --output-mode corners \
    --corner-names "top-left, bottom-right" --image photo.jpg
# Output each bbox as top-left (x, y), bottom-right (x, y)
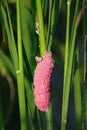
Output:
top-left (20, 0), bottom-right (37, 74)
top-left (83, 1), bottom-right (87, 129)
top-left (61, 1), bottom-right (79, 130)
top-left (74, 48), bottom-right (82, 130)
top-left (20, 0), bottom-right (36, 117)
top-left (0, 3), bottom-right (18, 71)
top-left (0, 49), bottom-right (15, 76)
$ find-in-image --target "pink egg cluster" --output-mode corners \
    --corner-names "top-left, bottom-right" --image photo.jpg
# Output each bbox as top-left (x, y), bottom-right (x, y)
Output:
top-left (33, 52), bottom-right (54, 112)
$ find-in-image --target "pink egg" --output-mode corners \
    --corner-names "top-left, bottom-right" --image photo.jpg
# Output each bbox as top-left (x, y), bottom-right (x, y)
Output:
top-left (33, 52), bottom-right (54, 112)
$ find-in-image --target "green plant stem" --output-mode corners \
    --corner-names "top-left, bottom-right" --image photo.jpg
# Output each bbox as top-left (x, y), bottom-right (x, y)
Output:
top-left (83, 36), bottom-right (87, 129)
top-left (61, 2), bottom-right (79, 130)
top-left (46, 103), bottom-right (53, 130)
top-left (16, 0), bottom-right (27, 130)
top-left (25, 82), bottom-right (35, 130)
top-left (84, 36), bottom-right (87, 82)
top-left (64, 0), bottom-right (71, 86)
top-left (61, 0), bottom-right (71, 128)
top-left (42, 0), bottom-right (48, 19)
top-left (74, 70), bottom-right (82, 130)
top-left (74, 48), bottom-right (82, 130)
top-left (0, 49), bottom-right (15, 76)
top-left (47, 0), bottom-right (60, 51)
top-left (47, 0), bottom-right (62, 51)
top-left (36, 1), bottom-right (53, 130)
top-left (1, 3), bottom-right (18, 71)
top-left (59, 0), bottom-right (62, 11)
top-left (83, 1), bottom-right (87, 129)
top-left (46, 0), bottom-right (53, 48)
top-left (27, 106), bottom-right (35, 130)
top-left (37, 110), bottom-right (44, 130)
top-left (61, 0), bottom-right (79, 129)
top-left (5, 0), bottom-right (18, 70)
top-left (70, 0), bottom-right (79, 45)
top-left (36, 0), bottom-right (46, 57)
top-left (61, 21), bottom-right (77, 130)
top-left (85, 36), bottom-right (87, 129)
top-left (20, 0), bottom-right (36, 74)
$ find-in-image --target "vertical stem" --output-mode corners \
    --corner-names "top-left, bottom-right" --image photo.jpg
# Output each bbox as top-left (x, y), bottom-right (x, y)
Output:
top-left (61, 0), bottom-right (71, 128)
top-left (84, 36), bottom-right (87, 82)
top-left (16, 0), bottom-right (27, 130)
top-left (74, 48), bottom-right (82, 130)
top-left (70, 0), bottom-right (79, 45)
top-left (61, 4), bottom-right (77, 130)
top-left (46, 0), bottom-right (53, 48)
top-left (83, 36), bottom-right (87, 130)
top-left (85, 36), bottom-right (87, 130)
top-left (47, 0), bottom-right (62, 51)
top-left (42, 0), bottom-right (48, 20)
top-left (5, 0), bottom-right (18, 70)
top-left (36, 1), bottom-right (53, 130)
top-left (1, 1), bottom-right (18, 71)
top-left (59, 0), bottom-right (62, 11)
top-left (61, 21), bottom-right (77, 130)
top-left (83, 1), bottom-right (87, 129)
top-left (47, 0), bottom-right (55, 51)
top-left (61, 0), bottom-right (79, 129)
top-left (27, 106), bottom-right (35, 130)
top-left (37, 110), bottom-right (44, 130)
top-left (36, 0), bottom-right (46, 57)
top-left (64, 0), bottom-right (71, 86)
top-left (46, 104), bottom-right (53, 130)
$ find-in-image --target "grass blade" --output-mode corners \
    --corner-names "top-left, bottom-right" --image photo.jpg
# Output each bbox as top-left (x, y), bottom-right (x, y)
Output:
top-left (4, 0), bottom-right (19, 69)
top-left (16, 0), bottom-right (27, 129)
top-left (63, 0), bottom-right (71, 87)
top-left (46, 103), bottom-right (53, 130)
top-left (36, 1), bottom-right (54, 130)
top-left (0, 2), bottom-right (18, 71)
top-left (47, 0), bottom-right (62, 51)
top-left (36, 0), bottom-right (46, 57)
top-left (0, 49), bottom-right (15, 76)
top-left (20, 0), bottom-right (36, 124)
top-left (61, 1), bottom-right (79, 129)
top-left (74, 68), bottom-right (82, 130)
top-left (20, 0), bottom-right (37, 74)
top-left (83, 1), bottom-right (87, 128)
top-left (74, 48), bottom-right (82, 130)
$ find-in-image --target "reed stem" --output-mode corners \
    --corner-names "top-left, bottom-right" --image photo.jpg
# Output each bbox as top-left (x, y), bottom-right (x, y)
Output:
top-left (36, 1), bottom-right (53, 130)
top-left (63, 0), bottom-right (71, 86)
top-left (74, 48), bottom-right (82, 130)
top-left (46, 104), bottom-right (53, 130)
top-left (36, 0), bottom-right (46, 57)
top-left (16, 0), bottom-right (27, 130)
